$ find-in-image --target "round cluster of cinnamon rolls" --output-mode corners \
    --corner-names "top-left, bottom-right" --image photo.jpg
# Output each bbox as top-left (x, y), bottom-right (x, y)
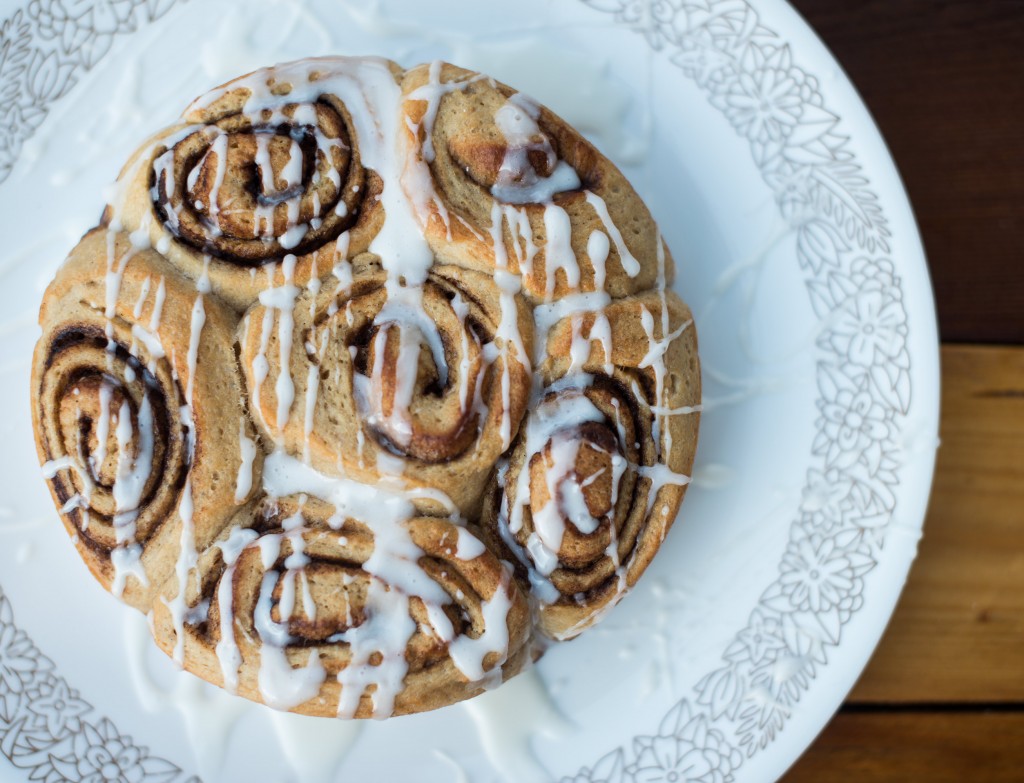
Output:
top-left (31, 57), bottom-right (699, 718)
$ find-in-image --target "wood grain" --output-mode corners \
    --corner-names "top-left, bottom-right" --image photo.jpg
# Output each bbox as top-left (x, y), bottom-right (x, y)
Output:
top-left (846, 345), bottom-right (1024, 703)
top-left (786, 345), bottom-right (1024, 778)
top-left (789, 0), bottom-right (1024, 344)
top-left (782, 710), bottom-right (1024, 782)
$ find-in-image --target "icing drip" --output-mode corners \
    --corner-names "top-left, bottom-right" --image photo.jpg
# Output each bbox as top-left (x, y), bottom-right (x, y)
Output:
top-left (251, 279), bottom-right (278, 439)
top-left (505, 385), bottom-right (612, 588)
top-left (448, 568), bottom-right (513, 682)
top-left (170, 469), bottom-right (198, 665)
top-left (214, 525), bottom-right (259, 692)
top-left (111, 395), bottom-right (153, 532)
top-left (541, 203), bottom-right (579, 301)
top-left (487, 202), bottom-right (531, 449)
top-left (490, 93), bottom-right (580, 205)
top-left (359, 283), bottom-right (450, 451)
top-left (95, 230), bottom-right (157, 596)
top-left (584, 191), bottom-right (640, 277)
top-left (235, 421), bottom-right (257, 503)
top-left (639, 236), bottom-right (690, 461)
top-left (261, 254), bottom-right (301, 429)
top-left (503, 204), bottom-right (540, 278)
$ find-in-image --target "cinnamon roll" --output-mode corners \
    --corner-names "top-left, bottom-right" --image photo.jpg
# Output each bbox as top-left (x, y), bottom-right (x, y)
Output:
top-left (480, 289), bottom-right (700, 640)
top-left (31, 229), bottom-right (261, 610)
top-left (109, 58), bottom-right (399, 310)
top-left (151, 489), bottom-right (530, 717)
top-left (237, 253), bottom-right (533, 517)
top-left (399, 62), bottom-right (668, 303)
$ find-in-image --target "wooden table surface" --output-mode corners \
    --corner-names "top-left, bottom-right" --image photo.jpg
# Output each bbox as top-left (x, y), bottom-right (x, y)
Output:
top-left (781, 2), bottom-right (1024, 780)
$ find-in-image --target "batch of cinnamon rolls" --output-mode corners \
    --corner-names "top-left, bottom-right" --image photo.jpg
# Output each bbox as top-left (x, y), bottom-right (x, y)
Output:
top-left (31, 56), bottom-right (700, 718)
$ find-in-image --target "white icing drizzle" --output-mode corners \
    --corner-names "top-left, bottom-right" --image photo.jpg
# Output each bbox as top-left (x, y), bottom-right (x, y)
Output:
top-left (150, 276), bottom-right (166, 331)
top-left (533, 293), bottom-right (612, 368)
top-left (404, 62), bottom-right (485, 237)
top-left (266, 710), bottom-right (363, 783)
top-left (110, 544), bottom-right (148, 597)
top-left (251, 280), bottom-right (278, 438)
top-left (450, 291), bottom-right (473, 413)
top-left (234, 420), bottom-right (257, 503)
top-left (461, 667), bottom-right (571, 782)
top-left (302, 361), bottom-right (321, 464)
top-left (214, 524), bottom-right (259, 692)
top-left (358, 283), bottom-right (449, 451)
top-left (111, 395), bottom-right (153, 532)
top-left (103, 231), bottom-right (137, 352)
top-left (455, 526), bottom-right (486, 560)
top-left (584, 190), bottom-right (641, 277)
top-left (203, 131), bottom-right (229, 235)
top-left (490, 93), bottom-right (580, 205)
top-left (447, 568), bottom-right (513, 682)
top-left (503, 204), bottom-right (540, 278)
top-left (540, 203), bottom-right (578, 301)
top-left (92, 380), bottom-right (113, 481)
top-left (130, 323), bottom-right (164, 361)
top-left (504, 384), bottom-right (620, 591)
top-left (258, 644), bottom-right (326, 712)
top-left (486, 202), bottom-right (532, 449)
top-left (132, 275), bottom-right (151, 319)
top-left (638, 236), bottom-right (690, 461)
top-left (123, 611), bottom-right (248, 780)
top-left (186, 291), bottom-right (207, 404)
top-left (409, 60), bottom-right (444, 163)
top-left (169, 468), bottom-right (198, 665)
top-left (88, 229), bottom-right (167, 596)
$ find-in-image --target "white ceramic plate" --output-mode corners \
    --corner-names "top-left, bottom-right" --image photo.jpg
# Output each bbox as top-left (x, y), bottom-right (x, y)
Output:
top-left (0, 1), bottom-right (939, 781)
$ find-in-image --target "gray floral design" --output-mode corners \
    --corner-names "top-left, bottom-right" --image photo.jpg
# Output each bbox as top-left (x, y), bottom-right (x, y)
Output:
top-left (0, 0), bottom-right (185, 182)
top-left (49, 719), bottom-right (181, 783)
top-left (26, 676), bottom-right (91, 737)
top-left (0, 587), bottom-right (189, 781)
top-left (710, 47), bottom-right (804, 143)
top-left (570, 0), bottom-right (912, 779)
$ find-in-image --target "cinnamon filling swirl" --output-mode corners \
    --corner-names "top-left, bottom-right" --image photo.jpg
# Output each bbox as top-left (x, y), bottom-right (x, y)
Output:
top-left (40, 327), bottom-right (184, 552)
top-left (152, 100), bottom-right (363, 263)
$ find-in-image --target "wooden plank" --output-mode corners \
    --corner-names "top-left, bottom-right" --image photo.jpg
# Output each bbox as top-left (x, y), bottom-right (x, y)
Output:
top-left (790, 0), bottom-right (1024, 343)
top-left (783, 710), bottom-right (1024, 782)
top-left (847, 345), bottom-right (1024, 703)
